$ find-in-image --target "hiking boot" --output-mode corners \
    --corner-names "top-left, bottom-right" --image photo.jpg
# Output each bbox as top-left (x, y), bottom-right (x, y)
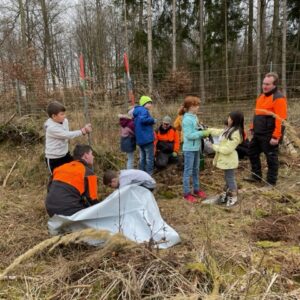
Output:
top-left (193, 190), bottom-right (207, 200)
top-left (226, 190), bottom-right (238, 207)
top-left (183, 193), bottom-right (197, 203)
top-left (217, 191), bottom-right (228, 204)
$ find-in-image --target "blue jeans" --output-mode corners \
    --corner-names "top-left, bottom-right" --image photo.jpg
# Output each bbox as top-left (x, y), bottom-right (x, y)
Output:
top-left (183, 151), bottom-right (200, 195)
top-left (224, 169), bottom-right (237, 190)
top-left (139, 142), bottom-right (154, 175)
top-left (126, 152), bottom-right (134, 169)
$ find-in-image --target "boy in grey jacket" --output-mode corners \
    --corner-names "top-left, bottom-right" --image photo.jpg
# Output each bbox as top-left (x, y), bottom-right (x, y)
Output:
top-left (44, 101), bottom-right (92, 173)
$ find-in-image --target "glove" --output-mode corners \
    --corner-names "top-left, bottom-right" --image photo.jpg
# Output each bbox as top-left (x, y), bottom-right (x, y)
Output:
top-left (153, 118), bottom-right (157, 124)
top-left (172, 152), bottom-right (178, 157)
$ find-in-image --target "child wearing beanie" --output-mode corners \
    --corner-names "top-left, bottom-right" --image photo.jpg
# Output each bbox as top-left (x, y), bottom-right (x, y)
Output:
top-left (133, 96), bottom-right (156, 175)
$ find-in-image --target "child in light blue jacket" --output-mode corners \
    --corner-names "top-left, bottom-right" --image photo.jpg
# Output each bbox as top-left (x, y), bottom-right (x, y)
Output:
top-left (181, 96), bottom-right (209, 203)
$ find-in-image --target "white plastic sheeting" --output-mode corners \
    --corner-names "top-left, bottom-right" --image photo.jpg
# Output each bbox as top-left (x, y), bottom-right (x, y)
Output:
top-left (48, 185), bottom-right (181, 249)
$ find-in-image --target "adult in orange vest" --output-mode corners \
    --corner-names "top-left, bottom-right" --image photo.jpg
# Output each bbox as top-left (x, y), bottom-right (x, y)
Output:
top-left (154, 116), bottom-right (180, 168)
top-left (246, 72), bottom-right (287, 186)
top-left (46, 144), bottom-right (99, 217)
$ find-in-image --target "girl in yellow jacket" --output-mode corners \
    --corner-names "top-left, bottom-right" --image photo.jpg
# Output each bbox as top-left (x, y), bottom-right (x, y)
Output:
top-left (206, 111), bottom-right (245, 206)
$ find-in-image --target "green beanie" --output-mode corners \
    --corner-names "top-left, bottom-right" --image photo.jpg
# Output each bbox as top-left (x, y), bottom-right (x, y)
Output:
top-left (139, 95), bottom-right (152, 106)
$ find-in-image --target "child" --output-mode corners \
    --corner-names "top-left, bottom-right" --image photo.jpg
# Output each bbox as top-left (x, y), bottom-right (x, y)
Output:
top-left (103, 169), bottom-right (156, 191)
top-left (206, 111), bottom-right (245, 207)
top-left (44, 101), bottom-right (92, 174)
top-left (133, 95), bottom-right (156, 175)
top-left (181, 96), bottom-right (209, 203)
top-left (154, 115), bottom-right (180, 168)
top-left (118, 107), bottom-right (136, 169)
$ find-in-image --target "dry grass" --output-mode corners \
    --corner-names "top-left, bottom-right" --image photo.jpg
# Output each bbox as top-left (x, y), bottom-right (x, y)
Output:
top-left (0, 101), bottom-right (300, 299)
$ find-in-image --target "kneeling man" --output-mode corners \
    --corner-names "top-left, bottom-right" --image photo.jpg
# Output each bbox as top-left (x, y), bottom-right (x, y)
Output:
top-left (46, 144), bottom-right (99, 217)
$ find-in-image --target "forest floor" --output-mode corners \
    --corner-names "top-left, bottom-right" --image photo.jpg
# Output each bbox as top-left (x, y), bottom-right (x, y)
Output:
top-left (0, 115), bottom-right (300, 299)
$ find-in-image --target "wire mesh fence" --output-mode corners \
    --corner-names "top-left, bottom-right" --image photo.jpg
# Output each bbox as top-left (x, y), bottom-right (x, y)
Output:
top-left (0, 63), bottom-right (299, 124)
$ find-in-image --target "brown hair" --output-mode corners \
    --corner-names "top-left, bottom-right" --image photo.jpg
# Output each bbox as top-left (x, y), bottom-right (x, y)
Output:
top-left (178, 96), bottom-right (200, 115)
top-left (73, 144), bottom-right (92, 160)
top-left (265, 72), bottom-right (279, 85)
top-left (47, 101), bottom-right (66, 117)
top-left (103, 170), bottom-right (118, 186)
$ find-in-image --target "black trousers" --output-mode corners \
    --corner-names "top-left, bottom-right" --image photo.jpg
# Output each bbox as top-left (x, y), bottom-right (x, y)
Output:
top-left (45, 152), bottom-right (73, 174)
top-left (248, 135), bottom-right (279, 185)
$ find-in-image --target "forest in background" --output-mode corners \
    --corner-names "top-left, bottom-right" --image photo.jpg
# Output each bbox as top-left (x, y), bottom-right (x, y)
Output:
top-left (0, 0), bottom-right (299, 116)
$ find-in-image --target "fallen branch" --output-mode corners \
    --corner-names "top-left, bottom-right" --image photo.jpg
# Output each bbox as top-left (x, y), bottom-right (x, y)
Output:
top-left (2, 155), bottom-right (21, 188)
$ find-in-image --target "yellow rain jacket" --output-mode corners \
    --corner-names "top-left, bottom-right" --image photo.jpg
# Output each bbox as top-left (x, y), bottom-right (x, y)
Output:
top-left (207, 128), bottom-right (242, 170)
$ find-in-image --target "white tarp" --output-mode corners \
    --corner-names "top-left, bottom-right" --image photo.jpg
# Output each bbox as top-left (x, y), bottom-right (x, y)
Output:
top-left (48, 185), bottom-right (181, 249)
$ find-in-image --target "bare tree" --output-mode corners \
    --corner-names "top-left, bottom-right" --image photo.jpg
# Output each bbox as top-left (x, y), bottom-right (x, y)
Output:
top-left (256, 0), bottom-right (261, 95)
top-left (248, 0), bottom-right (253, 67)
top-left (172, 0), bottom-right (176, 72)
top-left (224, 0), bottom-right (229, 102)
top-left (199, 0), bottom-right (205, 103)
top-left (272, 0), bottom-right (280, 72)
top-left (147, 0), bottom-right (153, 94)
top-left (281, 0), bottom-right (287, 96)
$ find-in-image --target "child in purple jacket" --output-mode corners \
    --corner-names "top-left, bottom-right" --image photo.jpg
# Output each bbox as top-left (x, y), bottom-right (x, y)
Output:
top-left (118, 108), bottom-right (136, 169)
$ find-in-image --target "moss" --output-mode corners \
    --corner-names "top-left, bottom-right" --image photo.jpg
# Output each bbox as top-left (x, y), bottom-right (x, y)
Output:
top-left (255, 241), bottom-right (282, 249)
top-left (254, 208), bottom-right (270, 218)
top-left (185, 262), bottom-right (208, 274)
top-left (158, 190), bottom-right (177, 199)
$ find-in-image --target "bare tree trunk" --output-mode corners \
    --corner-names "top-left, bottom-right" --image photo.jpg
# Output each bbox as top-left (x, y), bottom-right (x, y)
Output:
top-left (172, 0), bottom-right (176, 72)
top-left (282, 0), bottom-right (287, 96)
top-left (124, 0), bottom-right (129, 53)
top-left (248, 0), bottom-right (253, 67)
top-left (272, 0), bottom-right (279, 72)
top-left (224, 0), bottom-right (229, 102)
top-left (199, 0), bottom-right (205, 103)
top-left (147, 0), bottom-right (153, 94)
top-left (260, 0), bottom-right (266, 64)
top-left (257, 0), bottom-right (261, 95)
top-left (40, 0), bottom-right (56, 89)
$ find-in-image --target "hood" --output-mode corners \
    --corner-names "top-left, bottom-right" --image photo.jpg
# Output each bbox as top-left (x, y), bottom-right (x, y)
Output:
top-left (119, 117), bottom-right (133, 128)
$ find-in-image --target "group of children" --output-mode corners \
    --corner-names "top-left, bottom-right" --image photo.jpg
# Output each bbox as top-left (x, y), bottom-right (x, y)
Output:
top-left (44, 95), bottom-right (246, 210)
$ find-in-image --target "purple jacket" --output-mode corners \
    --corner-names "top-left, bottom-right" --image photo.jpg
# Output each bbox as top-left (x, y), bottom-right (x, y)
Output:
top-left (119, 117), bottom-right (135, 138)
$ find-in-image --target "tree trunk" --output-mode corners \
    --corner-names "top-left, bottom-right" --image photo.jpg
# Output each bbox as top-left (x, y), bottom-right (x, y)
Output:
top-left (248, 0), bottom-right (253, 67)
top-left (257, 0), bottom-right (261, 95)
top-left (199, 0), bottom-right (205, 103)
top-left (40, 0), bottom-right (56, 89)
top-left (272, 0), bottom-right (279, 72)
top-left (260, 0), bottom-right (266, 64)
top-left (147, 0), bottom-right (153, 94)
top-left (172, 0), bottom-right (176, 72)
top-left (281, 0), bottom-right (287, 96)
top-left (224, 0), bottom-right (229, 102)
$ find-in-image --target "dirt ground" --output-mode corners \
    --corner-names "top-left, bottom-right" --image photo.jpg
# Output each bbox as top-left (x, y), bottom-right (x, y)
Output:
top-left (0, 134), bottom-right (300, 298)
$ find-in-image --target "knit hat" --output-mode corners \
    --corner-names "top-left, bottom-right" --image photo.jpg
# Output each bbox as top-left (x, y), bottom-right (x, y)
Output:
top-left (162, 115), bottom-right (172, 124)
top-left (139, 95), bottom-right (152, 106)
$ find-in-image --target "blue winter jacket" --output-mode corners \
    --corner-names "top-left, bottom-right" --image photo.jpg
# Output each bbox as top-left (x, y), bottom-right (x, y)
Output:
top-left (133, 106), bottom-right (155, 146)
top-left (182, 113), bottom-right (206, 151)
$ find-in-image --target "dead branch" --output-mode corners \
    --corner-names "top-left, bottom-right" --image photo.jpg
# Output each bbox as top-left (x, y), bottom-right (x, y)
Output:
top-left (2, 155), bottom-right (21, 188)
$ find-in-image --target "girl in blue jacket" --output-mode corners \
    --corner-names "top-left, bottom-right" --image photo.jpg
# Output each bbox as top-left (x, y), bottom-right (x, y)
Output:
top-left (181, 96), bottom-right (209, 203)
